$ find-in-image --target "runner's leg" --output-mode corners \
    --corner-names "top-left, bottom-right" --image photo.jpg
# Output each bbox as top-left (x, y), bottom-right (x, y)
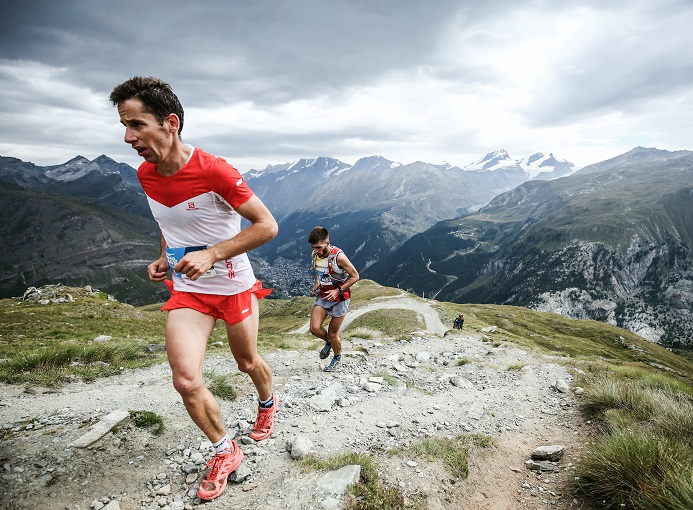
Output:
top-left (166, 308), bottom-right (227, 442)
top-left (327, 314), bottom-right (345, 357)
top-left (226, 293), bottom-right (272, 401)
top-left (309, 305), bottom-right (329, 342)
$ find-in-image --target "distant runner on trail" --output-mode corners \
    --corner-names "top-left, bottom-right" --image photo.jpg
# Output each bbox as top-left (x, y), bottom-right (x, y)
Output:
top-left (307, 226), bottom-right (359, 372)
top-left (110, 76), bottom-right (278, 501)
top-left (454, 314), bottom-right (464, 330)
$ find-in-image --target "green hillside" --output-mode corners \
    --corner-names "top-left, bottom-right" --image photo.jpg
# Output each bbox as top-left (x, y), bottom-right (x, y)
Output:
top-left (1, 280), bottom-right (690, 386)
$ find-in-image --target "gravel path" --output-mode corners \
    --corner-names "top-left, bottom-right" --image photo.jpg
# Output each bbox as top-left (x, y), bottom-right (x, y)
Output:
top-left (0, 298), bottom-right (588, 510)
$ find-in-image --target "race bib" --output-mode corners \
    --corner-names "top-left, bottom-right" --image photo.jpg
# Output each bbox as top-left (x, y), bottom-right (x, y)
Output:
top-left (165, 246), bottom-right (219, 279)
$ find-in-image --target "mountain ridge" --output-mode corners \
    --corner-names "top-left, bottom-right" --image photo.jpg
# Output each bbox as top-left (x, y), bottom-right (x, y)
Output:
top-left (363, 147), bottom-right (693, 346)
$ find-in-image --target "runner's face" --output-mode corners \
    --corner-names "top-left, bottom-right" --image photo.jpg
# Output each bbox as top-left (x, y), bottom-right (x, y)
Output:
top-left (311, 241), bottom-right (330, 258)
top-left (118, 98), bottom-right (175, 165)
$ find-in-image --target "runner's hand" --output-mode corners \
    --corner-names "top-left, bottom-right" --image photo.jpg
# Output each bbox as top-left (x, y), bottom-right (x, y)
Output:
top-left (175, 251), bottom-right (214, 281)
top-left (326, 288), bottom-right (341, 301)
top-left (148, 257), bottom-right (170, 282)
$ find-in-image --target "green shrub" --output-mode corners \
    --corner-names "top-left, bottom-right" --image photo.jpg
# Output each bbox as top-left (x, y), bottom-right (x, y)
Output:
top-left (129, 410), bottom-right (165, 436)
top-left (204, 372), bottom-right (237, 401)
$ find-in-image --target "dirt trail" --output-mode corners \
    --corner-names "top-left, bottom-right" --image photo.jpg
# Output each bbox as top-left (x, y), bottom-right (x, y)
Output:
top-left (291, 293), bottom-right (448, 336)
top-left (0, 297), bottom-right (587, 510)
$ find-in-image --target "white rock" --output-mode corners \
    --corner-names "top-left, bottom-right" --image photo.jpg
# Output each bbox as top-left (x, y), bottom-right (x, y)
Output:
top-left (415, 352), bottom-right (431, 362)
top-left (363, 382), bottom-right (381, 392)
top-left (316, 465), bottom-right (361, 495)
top-left (554, 379), bottom-right (570, 393)
top-left (531, 445), bottom-right (566, 461)
top-left (290, 436), bottom-right (314, 459)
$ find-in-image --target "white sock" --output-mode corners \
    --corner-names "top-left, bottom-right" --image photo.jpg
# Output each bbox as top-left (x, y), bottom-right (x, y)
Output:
top-left (212, 434), bottom-right (232, 454)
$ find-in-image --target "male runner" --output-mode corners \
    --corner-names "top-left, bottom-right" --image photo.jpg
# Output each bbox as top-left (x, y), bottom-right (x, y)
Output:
top-left (307, 226), bottom-right (359, 372)
top-left (110, 76), bottom-right (278, 501)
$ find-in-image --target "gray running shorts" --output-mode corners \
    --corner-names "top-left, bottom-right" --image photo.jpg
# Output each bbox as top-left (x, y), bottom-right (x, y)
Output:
top-left (315, 296), bottom-right (350, 318)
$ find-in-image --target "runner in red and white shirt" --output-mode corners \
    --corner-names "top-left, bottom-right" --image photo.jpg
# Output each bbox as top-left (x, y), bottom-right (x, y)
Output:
top-left (110, 76), bottom-right (278, 501)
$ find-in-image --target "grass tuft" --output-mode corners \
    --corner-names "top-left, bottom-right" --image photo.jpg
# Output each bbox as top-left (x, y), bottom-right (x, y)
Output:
top-left (390, 434), bottom-right (493, 480)
top-left (574, 431), bottom-right (693, 509)
top-left (343, 327), bottom-right (380, 340)
top-left (204, 371), bottom-right (238, 401)
top-left (0, 341), bottom-right (153, 386)
top-left (574, 375), bottom-right (693, 509)
top-left (129, 410), bottom-right (165, 436)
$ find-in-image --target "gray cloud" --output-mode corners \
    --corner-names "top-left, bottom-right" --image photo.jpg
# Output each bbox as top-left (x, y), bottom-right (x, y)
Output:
top-left (2, 1), bottom-right (463, 105)
top-left (1, 0), bottom-right (692, 170)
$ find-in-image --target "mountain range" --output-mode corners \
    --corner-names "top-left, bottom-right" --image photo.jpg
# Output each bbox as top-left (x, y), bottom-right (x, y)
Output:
top-left (244, 150), bottom-right (574, 293)
top-left (364, 147), bottom-right (693, 347)
top-left (1, 147), bottom-right (691, 349)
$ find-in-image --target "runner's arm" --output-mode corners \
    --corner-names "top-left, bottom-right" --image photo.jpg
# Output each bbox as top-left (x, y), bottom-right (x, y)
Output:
top-left (147, 230), bottom-right (170, 282)
top-left (174, 195), bottom-right (278, 280)
top-left (312, 273), bottom-right (320, 295)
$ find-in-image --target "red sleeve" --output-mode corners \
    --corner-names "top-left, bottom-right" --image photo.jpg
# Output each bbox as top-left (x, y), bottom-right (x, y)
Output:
top-left (209, 157), bottom-right (255, 208)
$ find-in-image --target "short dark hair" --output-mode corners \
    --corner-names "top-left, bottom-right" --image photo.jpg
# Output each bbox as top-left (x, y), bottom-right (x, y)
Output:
top-left (109, 76), bottom-right (184, 135)
top-left (308, 226), bottom-right (329, 244)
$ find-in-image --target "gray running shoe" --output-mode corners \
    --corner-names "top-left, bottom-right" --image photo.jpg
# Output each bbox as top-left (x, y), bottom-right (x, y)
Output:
top-left (324, 357), bottom-right (341, 372)
top-left (319, 342), bottom-right (332, 359)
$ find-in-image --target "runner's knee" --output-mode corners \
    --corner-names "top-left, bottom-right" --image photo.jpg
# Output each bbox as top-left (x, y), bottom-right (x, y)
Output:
top-left (236, 355), bottom-right (263, 374)
top-left (171, 372), bottom-right (204, 398)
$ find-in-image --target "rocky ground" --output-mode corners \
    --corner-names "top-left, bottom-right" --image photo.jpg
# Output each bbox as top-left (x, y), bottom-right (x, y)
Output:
top-left (0, 296), bottom-right (591, 510)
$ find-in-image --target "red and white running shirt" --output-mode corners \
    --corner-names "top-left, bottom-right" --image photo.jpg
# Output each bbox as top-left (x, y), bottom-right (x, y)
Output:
top-left (137, 147), bottom-right (256, 295)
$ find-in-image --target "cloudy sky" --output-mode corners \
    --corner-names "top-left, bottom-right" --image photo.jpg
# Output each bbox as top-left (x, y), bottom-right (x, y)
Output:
top-left (1, 0), bottom-right (692, 172)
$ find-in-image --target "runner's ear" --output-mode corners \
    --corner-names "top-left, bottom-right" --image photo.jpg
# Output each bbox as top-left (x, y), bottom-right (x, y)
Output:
top-left (165, 113), bottom-right (181, 135)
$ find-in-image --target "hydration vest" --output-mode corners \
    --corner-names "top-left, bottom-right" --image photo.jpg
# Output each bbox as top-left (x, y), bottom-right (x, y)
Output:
top-left (312, 246), bottom-right (350, 301)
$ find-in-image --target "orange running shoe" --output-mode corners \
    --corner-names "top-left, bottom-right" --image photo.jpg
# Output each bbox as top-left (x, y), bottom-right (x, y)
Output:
top-left (249, 395), bottom-right (278, 441)
top-left (197, 442), bottom-right (244, 501)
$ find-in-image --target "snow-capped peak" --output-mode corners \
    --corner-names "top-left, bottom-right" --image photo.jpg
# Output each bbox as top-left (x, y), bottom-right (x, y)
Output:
top-left (463, 149), bottom-right (520, 172)
top-left (518, 152), bottom-right (576, 180)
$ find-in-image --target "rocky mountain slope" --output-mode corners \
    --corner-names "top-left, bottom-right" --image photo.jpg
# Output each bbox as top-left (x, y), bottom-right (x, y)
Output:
top-left (365, 147), bottom-right (693, 347)
top-left (0, 181), bottom-right (162, 305)
top-left (0, 155), bottom-right (164, 303)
